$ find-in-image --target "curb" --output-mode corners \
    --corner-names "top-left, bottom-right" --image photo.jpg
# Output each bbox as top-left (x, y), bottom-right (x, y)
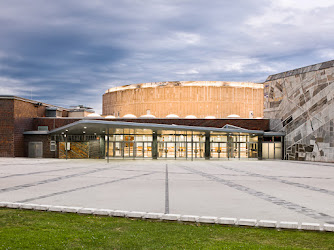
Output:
top-left (1, 201), bottom-right (333, 232)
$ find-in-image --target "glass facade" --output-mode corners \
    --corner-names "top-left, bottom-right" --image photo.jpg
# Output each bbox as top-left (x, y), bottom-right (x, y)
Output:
top-left (101, 128), bottom-right (275, 160)
top-left (157, 131), bottom-right (205, 158)
top-left (105, 128), bottom-right (153, 158)
top-left (210, 133), bottom-right (258, 159)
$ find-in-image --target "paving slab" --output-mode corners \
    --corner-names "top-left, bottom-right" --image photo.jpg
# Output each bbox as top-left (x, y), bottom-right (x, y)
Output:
top-left (1, 158), bottom-right (334, 225)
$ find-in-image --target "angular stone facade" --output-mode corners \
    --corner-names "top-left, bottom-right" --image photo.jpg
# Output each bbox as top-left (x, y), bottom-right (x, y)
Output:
top-left (264, 60), bottom-right (334, 162)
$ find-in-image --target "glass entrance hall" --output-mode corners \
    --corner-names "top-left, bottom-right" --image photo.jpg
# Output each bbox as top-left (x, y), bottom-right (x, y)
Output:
top-left (104, 129), bottom-right (267, 160)
top-left (49, 120), bottom-right (284, 160)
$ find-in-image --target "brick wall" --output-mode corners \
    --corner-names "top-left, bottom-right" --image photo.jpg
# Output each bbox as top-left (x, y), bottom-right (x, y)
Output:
top-left (0, 99), bottom-right (14, 157)
top-left (13, 99), bottom-right (46, 157)
top-left (33, 118), bottom-right (81, 130)
top-left (24, 134), bottom-right (56, 158)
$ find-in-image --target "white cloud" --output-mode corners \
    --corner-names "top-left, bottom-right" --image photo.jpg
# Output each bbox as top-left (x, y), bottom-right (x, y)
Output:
top-left (0, 77), bottom-right (38, 96)
top-left (0, 0), bottom-right (333, 111)
top-left (317, 49), bottom-right (334, 60)
top-left (175, 69), bottom-right (199, 75)
top-left (175, 32), bottom-right (200, 45)
top-left (276, 0), bottom-right (334, 10)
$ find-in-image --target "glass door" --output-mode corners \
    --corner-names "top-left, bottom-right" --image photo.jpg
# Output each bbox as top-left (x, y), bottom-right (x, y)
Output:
top-left (176, 142), bottom-right (186, 158)
top-left (123, 142), bottom-right (134, 157)
top-left (144, 142), bottom-right (152, 158)
top-left (228, 142), bottom-right (239, 158)
top-left (158, 142), bottom-right (166, 158)
top-left (114, 142), bottom-right (122, 157)
top-left (136, 142), bottom-right (143, 157)
top-left (166, 142), bottom-right (175, 158)
top-left (248, 142), bottom-right (258, 158)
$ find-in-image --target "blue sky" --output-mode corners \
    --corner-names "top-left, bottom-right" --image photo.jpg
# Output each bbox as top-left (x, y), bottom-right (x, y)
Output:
top-left (0, 0), bottom-right (333, 114)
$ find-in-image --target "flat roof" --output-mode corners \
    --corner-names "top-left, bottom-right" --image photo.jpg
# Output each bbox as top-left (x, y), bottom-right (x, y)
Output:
top-left (0, 95), bottom-right (69, 111)
top-left (25, 120), bottom-right (267, 135)
top-left (105, 81), bottom-right (263, 93)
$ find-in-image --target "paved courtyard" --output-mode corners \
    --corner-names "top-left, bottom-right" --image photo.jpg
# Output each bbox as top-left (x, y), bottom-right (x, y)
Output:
top-left (1, 158), bottom-right (334, 224)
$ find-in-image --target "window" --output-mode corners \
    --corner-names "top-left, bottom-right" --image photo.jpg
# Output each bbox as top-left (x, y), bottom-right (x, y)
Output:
top-left (50, 141), bottom-right (56, 151)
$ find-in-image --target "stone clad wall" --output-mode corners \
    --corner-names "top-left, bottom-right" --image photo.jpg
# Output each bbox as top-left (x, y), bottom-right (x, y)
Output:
top-left (103, 81), bottom-right (264, 118)
top-left (264, 60), bottom-right (334, 162)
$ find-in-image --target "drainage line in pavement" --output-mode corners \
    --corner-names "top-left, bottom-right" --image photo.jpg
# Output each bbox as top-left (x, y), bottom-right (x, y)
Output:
top-left (165, 164), bottom-right (169, 214)
top-left (17, 172), bottom-right (155, 203)
top-left (178, 164), bottom-right (334, 224)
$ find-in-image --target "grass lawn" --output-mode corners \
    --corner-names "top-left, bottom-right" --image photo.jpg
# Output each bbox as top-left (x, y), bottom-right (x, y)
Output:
top-left (0, 208), bottom-right (334, 249)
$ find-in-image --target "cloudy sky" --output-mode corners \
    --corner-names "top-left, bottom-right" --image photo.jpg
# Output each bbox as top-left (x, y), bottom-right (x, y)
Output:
top-left (0, 0), bottom-right (333, 114)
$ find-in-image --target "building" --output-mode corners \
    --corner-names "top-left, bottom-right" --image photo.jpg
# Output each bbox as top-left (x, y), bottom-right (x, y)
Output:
top-left (4, 60), bottom-right (334, 162)
top-left (103, 81), bottom-right (264, 119)
top-left (0, 96), bottom-right (95, 157)
top-left (264, 59), bottom-right (334, 162)
top-left (0, 95), bottom-right (283, 160)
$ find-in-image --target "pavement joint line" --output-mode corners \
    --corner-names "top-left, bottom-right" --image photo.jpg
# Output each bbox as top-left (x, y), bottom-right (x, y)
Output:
top-left (212, 163), bottom-right (334, 197)
top-left (0, 166), bottom-right (121, 194)
top-left (16, 171), bottom-right (156, 203)
top-left (283, 160), bottom-right (334, 168)
top-left (165, 164), bottom-right (169, 214)
top-left (177, 164), bottom-right (334, 224)
top-left (0, 166), bottom-right (78, 179)
top-left (1, 201), bottom-right (333, 232)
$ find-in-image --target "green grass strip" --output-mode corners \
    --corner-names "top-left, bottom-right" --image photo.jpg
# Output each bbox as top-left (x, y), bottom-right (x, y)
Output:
top-left (1, 208), bottom-right (333, 249)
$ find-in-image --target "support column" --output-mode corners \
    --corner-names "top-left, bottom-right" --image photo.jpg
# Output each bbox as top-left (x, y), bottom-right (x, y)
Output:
top-left (227, 134), bottom-right (232, 159)
top-left (107, 128), bottom-right (109, 163)
top-left (281, 136), bottom-right (285, 160)
top-left (100, 134), bottom-right (105, 159)
top-left (191, 131), bottom-right (194, 161)
top-left (65, 133), bottom-right (68, 160)
top-left (205, 132), bottom-right (210, 160)
top-left (258, 136), bottom-right (263, 160)
top-left (152, 131), bottom-right (158, 159)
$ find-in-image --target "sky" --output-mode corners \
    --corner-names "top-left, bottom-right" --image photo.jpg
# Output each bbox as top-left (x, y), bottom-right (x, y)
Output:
top-left (0, 0), bottom-right (333, 114)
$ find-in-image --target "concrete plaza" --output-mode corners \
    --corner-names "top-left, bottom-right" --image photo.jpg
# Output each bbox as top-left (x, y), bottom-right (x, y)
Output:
top-left (0, 158), bottom-right (334, 225)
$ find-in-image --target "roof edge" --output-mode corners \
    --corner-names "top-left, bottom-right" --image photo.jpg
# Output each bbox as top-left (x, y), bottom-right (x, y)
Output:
top-left (265, 59), bottom-right (334, 82)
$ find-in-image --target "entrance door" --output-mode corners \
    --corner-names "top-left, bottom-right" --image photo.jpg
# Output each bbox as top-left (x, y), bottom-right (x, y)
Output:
top-left (166, 142), bottom-right (175, 158)
top-left (136, 142), bottom-right (144, 157)
top-left (228, 142), bottom-right (239, 158)
top-left (123, 142), bottom-right (134, 157)
top-left (176, 142), bottom-right (186, 158)
top-left (187, 142), bottom-right (205, 158)
top-left (114, 142), bottom-right (122, 157)
top-left (144, 142), bottom-right (152, 158)
top-left (262, 142), bottom-right (282, 159)
top-left (248, 142), bottom-right (258, 158)
top-left (28, 142), bottom-right (43, 158)
top-left (210, 142), bottom-right (227, 158)
top-left (135, 142), bottom-right (152, 158)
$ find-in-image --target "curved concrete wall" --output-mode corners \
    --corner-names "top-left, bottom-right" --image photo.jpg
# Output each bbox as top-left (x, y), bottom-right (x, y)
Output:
top-left (103, 81), bottom-right (264, 118)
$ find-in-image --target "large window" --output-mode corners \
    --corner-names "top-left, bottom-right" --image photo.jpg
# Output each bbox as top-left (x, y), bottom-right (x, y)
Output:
top-left (157, 130), bottom-right (205, 158)
top-left (105, 128), bottom-right (153, 158)
top-left (210, 132), bottom-right (258, 159)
